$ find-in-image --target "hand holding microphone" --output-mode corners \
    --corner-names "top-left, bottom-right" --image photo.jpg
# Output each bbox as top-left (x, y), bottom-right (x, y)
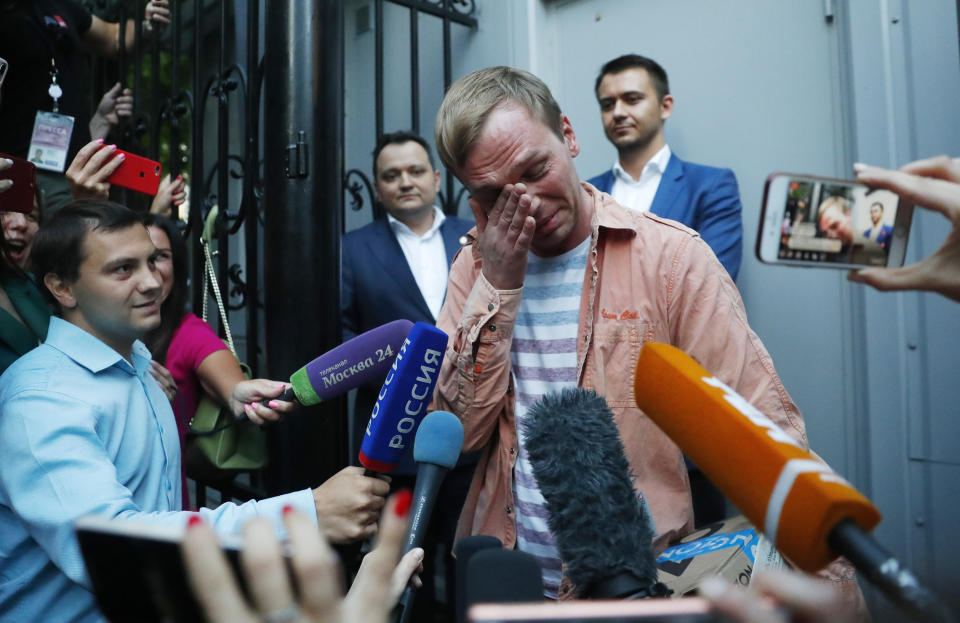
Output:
top-left (634, 342), bottom-right (955, 622)
top-left (280, 319), bottom-right (414, 406)
top-left (231, 320), bottom-right (415, 425)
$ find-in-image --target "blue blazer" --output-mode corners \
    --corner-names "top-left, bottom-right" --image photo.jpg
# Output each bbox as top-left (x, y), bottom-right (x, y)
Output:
top-left (864, 224), bottom-right (893, 250)
top-left (588, 154), bottom-right (743, 280)
top-left (341, 215), bottom-right (474, 470)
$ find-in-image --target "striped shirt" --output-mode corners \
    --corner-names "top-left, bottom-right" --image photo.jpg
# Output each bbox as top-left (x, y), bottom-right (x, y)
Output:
top-left (510, 235), bottom-right (590, 598)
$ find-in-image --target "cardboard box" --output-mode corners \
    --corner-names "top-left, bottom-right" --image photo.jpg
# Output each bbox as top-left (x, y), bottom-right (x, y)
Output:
top-left (656, 515), bottom-right (783, 596)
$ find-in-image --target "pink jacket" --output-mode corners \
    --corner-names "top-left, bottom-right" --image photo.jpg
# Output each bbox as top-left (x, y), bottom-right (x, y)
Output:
top-left (433, 185), bottom-right (864, 612)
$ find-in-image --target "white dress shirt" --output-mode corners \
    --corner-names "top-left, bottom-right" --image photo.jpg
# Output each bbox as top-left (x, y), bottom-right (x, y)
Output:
top-left (388, 205), bottom-right (449, 320)
top-left (610, 144), bottom-right (672, 213)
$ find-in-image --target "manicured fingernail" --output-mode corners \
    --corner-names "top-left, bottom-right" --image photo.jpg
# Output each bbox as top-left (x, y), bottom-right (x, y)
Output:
top-left (277, 383), bottom-right (286, 389)
top-left (187, 514), bottom-right (204, 528)
top-left (268, 400), bottom-right (280, 408)
top-left (95, 138), bottom-right (104, 144)
top-left (108, 144), bottom-right (116, 150)
top-left (117, 154), bottom-right (125, 160)
top-left (252, 402), bottom-right (260, 409)
top-left (282, 504), bottom-right (294, 515)
top-left (244, 403), bottom-right (252, 412)
top-left (394, 489), bottom-right (412, 517)
top-left (176, 174), bottom-right (182, 180)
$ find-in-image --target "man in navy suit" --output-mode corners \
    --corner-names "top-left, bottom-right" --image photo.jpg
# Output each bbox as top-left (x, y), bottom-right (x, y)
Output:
top-left (863, 200), bottom-right (893, 250)
top-left (341, 131), bottom-right (473, 621)
top-left (341, 130), bottom-right (473, 403)
top-left (587, 54), bottom-right (743, 280)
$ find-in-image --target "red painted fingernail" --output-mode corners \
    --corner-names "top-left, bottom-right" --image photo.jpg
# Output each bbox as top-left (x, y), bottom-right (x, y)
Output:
top-left (187, 514), bottom-right (203, 528)
top-left (394, 489), bottom-right (412, 517)
top-left (176, 174), bottom-right (182, 180)
top-left (282, 504), bottom-right (294, 515)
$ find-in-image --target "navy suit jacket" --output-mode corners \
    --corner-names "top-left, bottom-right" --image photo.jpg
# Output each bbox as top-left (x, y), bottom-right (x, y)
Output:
top-left (588, 153), bottom-right (743, 280)
top-left (341, 215), bottom-right (473, 469)
top-left (864, 224), bottom-right (893, 250)
top-left (341, 215), bottom-right (473, 339)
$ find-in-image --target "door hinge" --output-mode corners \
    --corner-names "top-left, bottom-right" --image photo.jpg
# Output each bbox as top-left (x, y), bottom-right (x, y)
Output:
top-left (285, 130), bottom-right (309, 178)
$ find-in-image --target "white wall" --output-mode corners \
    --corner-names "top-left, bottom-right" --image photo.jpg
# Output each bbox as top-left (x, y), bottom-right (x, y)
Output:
top-left (342, 0), bottom-right (960, 614)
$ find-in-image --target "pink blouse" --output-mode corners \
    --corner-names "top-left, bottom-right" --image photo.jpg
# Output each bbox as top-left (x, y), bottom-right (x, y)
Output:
top-left (165, 313), bottom-right (229, 507)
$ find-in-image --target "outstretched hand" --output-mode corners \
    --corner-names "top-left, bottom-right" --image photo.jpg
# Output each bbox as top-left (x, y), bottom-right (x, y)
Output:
top-left (700, 570), bottom-right (853, 623)
top-left (847, 156), bottom-right (960, 302)
top-left (65, 140), bottom-right (124, 200)
top-left (89, 82), bottom-right (134, 140)
top-left (181, 492), bottom-right (420, 623)
top-left (230, 379), bottom-right (295, 424)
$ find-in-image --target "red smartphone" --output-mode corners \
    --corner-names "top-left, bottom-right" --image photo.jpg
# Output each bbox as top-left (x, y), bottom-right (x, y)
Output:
top-left (108, 150), bottom-right (162, 196)
top-left (0, 154), bottom-right (38, 214)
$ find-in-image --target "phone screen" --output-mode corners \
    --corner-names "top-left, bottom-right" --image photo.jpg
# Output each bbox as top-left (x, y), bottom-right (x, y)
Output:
top-left (767, 176), bottom-right (903, 268)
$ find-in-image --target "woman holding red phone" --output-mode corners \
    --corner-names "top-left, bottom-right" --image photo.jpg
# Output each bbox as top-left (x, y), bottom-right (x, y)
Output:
top-left (0, 160), bottom-right (51, 374)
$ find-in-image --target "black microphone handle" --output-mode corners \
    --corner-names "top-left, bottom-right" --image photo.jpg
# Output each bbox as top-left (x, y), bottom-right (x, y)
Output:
top-left (393, 463), bottom-right (450, 623)
top-left (402, 462), bottom-right (449, 554)
top-left (279, 386), bottom-right (297, 403)
top-left (828, 519), bottom-right (955, 623)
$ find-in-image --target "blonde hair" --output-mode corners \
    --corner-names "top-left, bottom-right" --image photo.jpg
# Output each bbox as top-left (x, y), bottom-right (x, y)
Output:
top-left (434, 66), bottom-right (564, 174)
top-left (817, 195), bottom-right (850, 220)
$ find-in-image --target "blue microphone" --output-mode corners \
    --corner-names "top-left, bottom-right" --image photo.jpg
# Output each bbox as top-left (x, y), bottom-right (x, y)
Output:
top-left (358, 322), bottom-right (448, 473)
top-left (394, 410), bottom-right (464, 623)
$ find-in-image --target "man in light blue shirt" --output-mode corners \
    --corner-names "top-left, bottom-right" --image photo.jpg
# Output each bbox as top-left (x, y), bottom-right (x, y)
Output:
top-left (0, 201), bottom-right (389, 622)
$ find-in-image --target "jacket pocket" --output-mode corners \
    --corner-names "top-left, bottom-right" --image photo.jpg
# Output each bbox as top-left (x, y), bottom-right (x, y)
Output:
top-left (589, 318), bottom-right (653, 407)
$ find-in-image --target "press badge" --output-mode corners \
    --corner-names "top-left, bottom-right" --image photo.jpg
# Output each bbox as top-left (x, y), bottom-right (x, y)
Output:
top-left (28, 111), bottom-right (74, 173)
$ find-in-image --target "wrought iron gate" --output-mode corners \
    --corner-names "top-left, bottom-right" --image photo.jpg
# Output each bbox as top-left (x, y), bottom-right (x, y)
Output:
top-left (86, 0), bottom-right (476, 501)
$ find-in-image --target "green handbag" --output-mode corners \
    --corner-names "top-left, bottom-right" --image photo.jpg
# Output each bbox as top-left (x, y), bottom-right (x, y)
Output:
top-left (184, 207), bottom-right (267, 481)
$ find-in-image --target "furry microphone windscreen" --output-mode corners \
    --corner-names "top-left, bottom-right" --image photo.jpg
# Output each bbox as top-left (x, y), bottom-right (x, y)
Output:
top-left (523, 387), bottom-right (661, 598)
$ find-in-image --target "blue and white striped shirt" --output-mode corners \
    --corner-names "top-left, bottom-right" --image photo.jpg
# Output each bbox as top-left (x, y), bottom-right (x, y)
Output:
top-left (510, 236), bottom-right (590, 598)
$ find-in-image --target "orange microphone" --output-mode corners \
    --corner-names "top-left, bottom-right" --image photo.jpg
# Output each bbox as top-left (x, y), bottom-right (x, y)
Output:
top-left (634, 343), bottom-right (954, 622)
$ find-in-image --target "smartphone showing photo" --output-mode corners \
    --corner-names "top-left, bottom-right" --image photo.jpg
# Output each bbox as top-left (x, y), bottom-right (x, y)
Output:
top-left (756, 173), bottom-right (913, 269)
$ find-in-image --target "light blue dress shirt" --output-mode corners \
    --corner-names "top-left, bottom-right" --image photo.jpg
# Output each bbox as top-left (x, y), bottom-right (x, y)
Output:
top-left (0, 318), bottom-right (315, 623)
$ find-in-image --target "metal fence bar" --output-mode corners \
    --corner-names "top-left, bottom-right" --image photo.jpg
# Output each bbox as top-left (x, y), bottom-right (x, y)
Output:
top-left (410, 6), bottom-right (419, 133)
top-left (190, 0), bottom-right (205, 315)
top-left (244, 0), bottom-right (261, 374)
top-left (375, 0), bottom-right (384, 140)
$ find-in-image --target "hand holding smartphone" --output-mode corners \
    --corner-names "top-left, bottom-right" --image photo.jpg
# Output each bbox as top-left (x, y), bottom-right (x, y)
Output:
top-left (0, 154), bottom-right (38, 214)
top-left (757, 173), bottom-right (913, 269)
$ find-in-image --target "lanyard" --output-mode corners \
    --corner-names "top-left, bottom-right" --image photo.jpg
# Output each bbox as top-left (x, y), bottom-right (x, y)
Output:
top-left (48, 58), bottom-right (62, 112)
top-left (24, 2), bottom-right (65, 112)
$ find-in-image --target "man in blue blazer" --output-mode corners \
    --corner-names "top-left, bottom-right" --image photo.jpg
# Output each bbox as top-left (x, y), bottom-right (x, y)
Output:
top-left (863, 200), bottom-right (893, 250)
top-left (342, 130), bottom-right (473, 448)
top-left (587, 54), bottom-right (743, 280)
top-left (341, 131), bottom-right (473, 621)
